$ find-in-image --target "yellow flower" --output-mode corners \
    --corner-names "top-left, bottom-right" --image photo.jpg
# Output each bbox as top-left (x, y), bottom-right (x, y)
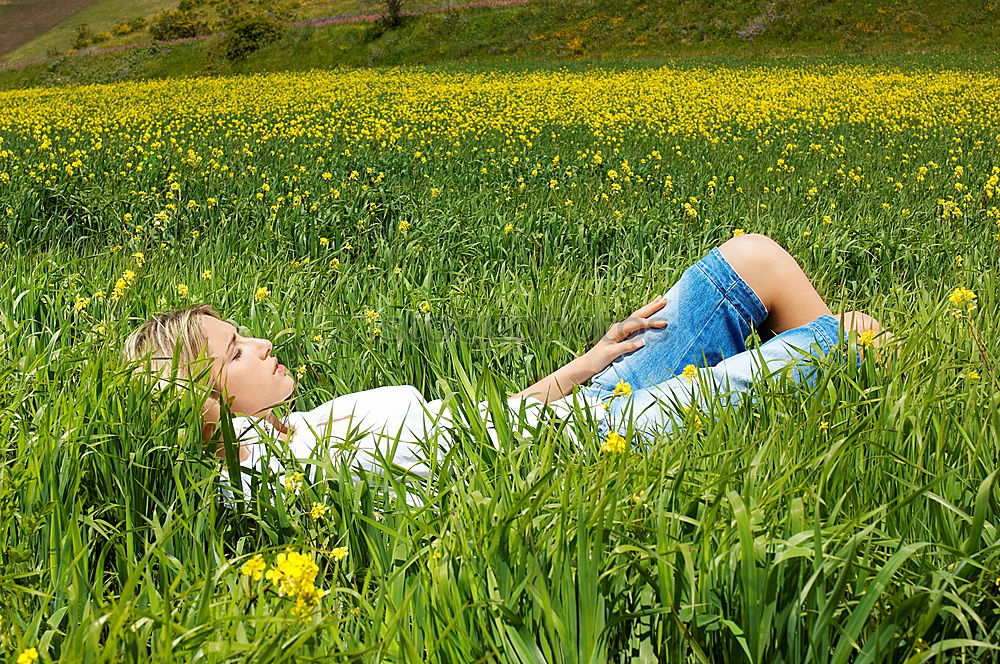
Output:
top-left (611, 379), bottom-right (631, 398)
top-left (111, 278), bottom-right (128, 301)
top-left (818, 421), bottom-right (829, 431)
top-left (310, 502), bottom-right (329, 520)
top-left (948, 287), bottom-right (976, 308)
top-left (372, 327), bottom-right (382, 338)
top-left (419, 300), bottom-right (431, 314)
top-left (311, 333), bottom-right (323, 342)
top-left (962, 370), bottom-right (981, 381)
top-left (858, 329), bottom-right (876, 346)
top-left (683, 405), bottom-right (705, 430)
top-left (398, 220), bottom-right (410, 232)
top-left (16, 648), bottom-right (39, 664)
top-left (73, 295), bottom-right (90, 311)
top-left (132, 251), bottom-right (145, 266)
top-left (364, 309), bottom-right (379, 324)
top-left (430, 187), bottom-right (440, 197)
top-left (191, 230), bottom-right (200, 238)
top-left (319, 237), bottom-right (329, 246)
top-left (177, 283), bottom-right (189, 299)
top-left (503, 223), bottom-right (514, 235)
top-left (682, 364), bottom-right (698, 382)
top-left (240, 554), bottom-right (266, 580)
top-left (296, 365), bottom-right (306, 378)
top-left (201, 269), bottom-right (212, 279)
top-left (332, 546), bottom-right (349, 561)
top-left (284, 472), bottom-right (304, 492)
top-left (122, 269), bottom-right (136, 283)
top-left (601, 432), bottom-right (627, 454)
top-left (733, 228), bottom-right (746, 237)
top-left (255, 286), bottom-right (270, 302)
top-left (264, 549), bottom-right (325, 616)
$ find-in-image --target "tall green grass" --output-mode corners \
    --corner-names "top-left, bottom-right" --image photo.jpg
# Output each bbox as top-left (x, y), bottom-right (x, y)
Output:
top-left (1, 62), bottom-right (998, 661)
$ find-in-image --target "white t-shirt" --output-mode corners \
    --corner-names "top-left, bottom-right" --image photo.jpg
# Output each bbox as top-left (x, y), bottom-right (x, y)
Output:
top-left (218, 385), bottom-right (605, 500)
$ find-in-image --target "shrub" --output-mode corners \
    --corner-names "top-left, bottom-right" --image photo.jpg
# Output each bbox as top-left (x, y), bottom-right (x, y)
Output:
top-left (112, 22), bottom-right (133, 36)
top-left (149, 9), bottom-right (209, 41)
top-left (219, 7), bottom-right (289, 61)
top-left (92, 31), bottom-right (112, 43)
top-left (130, 16), bottom-right (148, 31)
top-left (72, 23), bottom-right (93, 49)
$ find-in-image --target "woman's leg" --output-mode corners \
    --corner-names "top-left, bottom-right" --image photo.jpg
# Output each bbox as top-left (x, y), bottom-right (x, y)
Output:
top-left (600, 313), bottom-right (845, 444)
top-left (586, 239), bottom-right (769, 396)
top-left (717, 233), bottom-right (832, 339)
top-left (586, 233), bottom-right (833, 397)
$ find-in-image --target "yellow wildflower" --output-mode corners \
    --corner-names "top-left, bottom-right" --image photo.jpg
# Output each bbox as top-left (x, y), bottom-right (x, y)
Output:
top-left (858, 329), bottom-right (876, 346)
top-left (948, 287), bottom-right (976, 308)
top-left (177, 283), bottom-right (189, 299)
top-left (284, 472), bottom-right (304, 492)
top-left (332, 546), bottom-right (349, 561)
top-left (682, 364), bottom-right (698, 382)
top-left (419, 300), bottom-right (431, 314)
top-left (319, 237), bottom-right (329, 246)
top-left (16, 648), bottom-right (39, 664)
top-left (733, 228), bottom-right (746, 237)
top-left (201, 269), bottom-right (212, 279)
top-left (504, 223), bottom-right (514, 235)
top-left (240, 554), bottom-right (266, 580)
top-left (601, 432), bottom-right (627, 454)
top-left (611, 379), bottom-right (631, 398)
top-left (310, 502), bottom-right (329, 520)
top-left (73, 295), bottom-right (90, 312)
top-left (255, 286), bottom-right (270, 302)
top-left (398, 220), bottom-right (410, 232)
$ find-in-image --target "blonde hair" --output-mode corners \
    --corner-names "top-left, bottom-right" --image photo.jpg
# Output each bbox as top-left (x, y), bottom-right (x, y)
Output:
top-left (122, 304), bottom-right (226, 394)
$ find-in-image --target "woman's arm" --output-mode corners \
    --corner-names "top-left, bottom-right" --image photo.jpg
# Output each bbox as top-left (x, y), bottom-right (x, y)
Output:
top-left (510, 296), bottom-right (668, 403)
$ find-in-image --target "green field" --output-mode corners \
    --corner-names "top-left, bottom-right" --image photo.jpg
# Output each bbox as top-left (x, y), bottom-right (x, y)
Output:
top-left (2, 0), bottom-right (999, 91)
top-left (1, 60), bottom-right (999, 661)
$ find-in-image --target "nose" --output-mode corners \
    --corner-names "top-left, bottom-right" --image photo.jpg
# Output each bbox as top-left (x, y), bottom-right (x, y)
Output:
top-left (258, 339), bottom-right (272, 359)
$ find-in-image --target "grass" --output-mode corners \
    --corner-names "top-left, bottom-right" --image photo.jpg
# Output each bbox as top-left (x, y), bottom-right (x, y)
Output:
top-left (2, 0), bottom-right (999, 89)
top-left (0, 60), bottom-right (999, 661)
top-left (0, 0), bottom-right (511, 65)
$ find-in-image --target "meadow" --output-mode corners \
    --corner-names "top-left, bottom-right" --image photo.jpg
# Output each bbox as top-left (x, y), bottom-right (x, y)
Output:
top-left (0, 61), bottom-right (999, 662)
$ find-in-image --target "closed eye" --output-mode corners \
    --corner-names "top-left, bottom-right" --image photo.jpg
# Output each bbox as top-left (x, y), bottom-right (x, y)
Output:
top-left (233, 349), bottom-right (242, 360)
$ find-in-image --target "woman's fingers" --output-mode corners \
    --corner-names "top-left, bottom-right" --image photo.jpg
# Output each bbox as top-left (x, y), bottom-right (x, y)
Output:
top-left (630, 295), bottom-right (667, 319)
top-left (608, 314), bottom-right (668, 342)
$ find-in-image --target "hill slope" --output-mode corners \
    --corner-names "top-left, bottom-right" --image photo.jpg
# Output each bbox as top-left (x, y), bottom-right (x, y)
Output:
top-left (1, 0), bottom-right (998, 90)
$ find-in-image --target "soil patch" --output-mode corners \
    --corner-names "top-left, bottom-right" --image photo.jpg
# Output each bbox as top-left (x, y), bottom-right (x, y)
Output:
top-left (0, 0), bottom-right (96, 58)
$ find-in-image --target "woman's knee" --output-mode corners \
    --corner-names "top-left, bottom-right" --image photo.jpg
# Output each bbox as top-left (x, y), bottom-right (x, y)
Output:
top-left (719, 233), bottom-right (789, 273)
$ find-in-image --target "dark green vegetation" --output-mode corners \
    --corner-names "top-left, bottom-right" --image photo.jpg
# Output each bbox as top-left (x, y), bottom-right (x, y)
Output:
top-left (2, 0), bottom-right (999, 90)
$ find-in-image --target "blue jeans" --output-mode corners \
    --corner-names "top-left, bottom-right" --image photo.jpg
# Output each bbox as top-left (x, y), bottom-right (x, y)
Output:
top-left (579, 247), bottom-right (847, 443)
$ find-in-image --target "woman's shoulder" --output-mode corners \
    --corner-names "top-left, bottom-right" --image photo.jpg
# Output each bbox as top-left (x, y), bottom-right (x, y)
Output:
top-left (296, 384), bottom-right (426, 423)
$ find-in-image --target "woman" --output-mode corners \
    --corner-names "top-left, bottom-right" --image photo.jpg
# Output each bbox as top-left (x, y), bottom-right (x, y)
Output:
top-left (122, 234), bottom-right (889, 493)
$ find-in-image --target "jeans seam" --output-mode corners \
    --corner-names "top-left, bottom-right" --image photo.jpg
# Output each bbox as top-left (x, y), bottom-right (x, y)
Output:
top-left (697, 253), bottom-right (762, 330)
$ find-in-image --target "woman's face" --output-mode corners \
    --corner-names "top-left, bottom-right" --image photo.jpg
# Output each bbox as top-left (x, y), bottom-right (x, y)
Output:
top-left (200, 316), bottom-right (295, 416)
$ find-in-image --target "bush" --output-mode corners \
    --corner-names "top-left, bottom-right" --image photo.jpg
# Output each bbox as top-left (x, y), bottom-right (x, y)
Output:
top-left (72, 23), bottom-right (93, 49)
top-left (149, 9), bottom-right (209, 41)
top-left (219, 11), bottom-right (287, 60)
top-left (92, 31), bottom-right (112, 43)
top-left (130, 16), bottom-right (148, 31)
top-left (112, 22), bottom-right (133, 36)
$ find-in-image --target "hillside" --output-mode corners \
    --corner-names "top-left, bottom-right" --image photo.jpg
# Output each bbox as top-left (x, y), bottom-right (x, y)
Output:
top-left (0, 0), bottom-right (998, 90)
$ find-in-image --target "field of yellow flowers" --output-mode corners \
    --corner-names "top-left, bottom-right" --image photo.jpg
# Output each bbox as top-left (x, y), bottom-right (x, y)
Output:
top-left (1, 63), bottom-right (998, 662)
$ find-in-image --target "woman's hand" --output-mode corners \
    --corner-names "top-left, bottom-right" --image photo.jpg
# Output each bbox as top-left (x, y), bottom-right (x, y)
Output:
top-left (509, 295), bottom-right (668, 403)
top-left (580, 295), bottom-right (668, 379)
